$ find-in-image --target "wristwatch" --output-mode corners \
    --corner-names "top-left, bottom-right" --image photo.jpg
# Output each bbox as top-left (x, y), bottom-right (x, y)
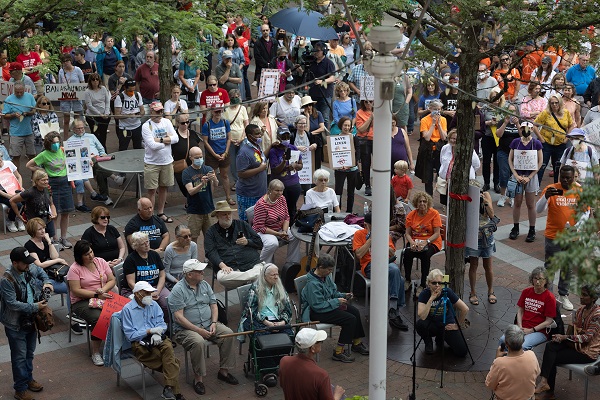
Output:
top-left (94, 293), bottom-right (99, 298)
top-left (427, 239), bottom-right (431, 244)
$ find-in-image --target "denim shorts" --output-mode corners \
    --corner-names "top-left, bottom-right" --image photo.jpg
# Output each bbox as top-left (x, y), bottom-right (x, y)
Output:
top-left (465, 236), bottom-right (496, 258)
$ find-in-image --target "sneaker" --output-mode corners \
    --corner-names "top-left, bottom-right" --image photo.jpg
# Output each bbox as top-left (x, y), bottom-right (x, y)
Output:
top-left (424, 338), bottom-right (434, 354)
top-left (365, 186), bottom-right (372, 196)
top-left (525, 230), bottom-right (536, 243)
top-left (60, 238), bottom-right (73, 249)
top-left (162, 386), bottom-right (176, 400)
top-left (559, 295), bottom-right (574, 311)
top-left (497, 196), bottom-right (506, 207)
top-left (16, 219), bottom-right (26, 231)
top-left (351, 342), bottom-right (370, 355)
top-left (510, 197), bottom-right (514, 207)
top-left (51, 240), bottom-right (65, 252)
top-left (332, 350), bottom-right (355, 363)
top-left (28, 380), bottom-right (43, 392)
top-left (90, 193), bottom-right (108, 202)
top-left (390, 315), bottom-right (409, 331)
top-left (71, 323), bottom-right (83, 335)
top-left (251, 81), bottom-right (257, 87)
top-left (509, 227), bottom-right (519, 240)
top-left (584, 364), bottom-right (599, 376)
top-left (6, 220), bottom-right (17, 232)
top-left (91, 352), bottom-right (104, 366)
top-left (113, 175), bottom-right (125, 186)
top-left (14, 390), bottom-right (34, 400)
top-left (76, 204), bottom-right (92, 212)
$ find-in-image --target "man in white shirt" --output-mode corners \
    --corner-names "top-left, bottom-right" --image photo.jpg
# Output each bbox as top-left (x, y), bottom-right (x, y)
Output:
top-left (269, 84), bottom-right (302, 128)
top-left (141, 101), bottom-right (179, 223)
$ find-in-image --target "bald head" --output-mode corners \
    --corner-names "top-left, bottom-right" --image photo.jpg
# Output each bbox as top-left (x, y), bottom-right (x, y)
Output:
top-left (137, 197), bottom-right (154, 220)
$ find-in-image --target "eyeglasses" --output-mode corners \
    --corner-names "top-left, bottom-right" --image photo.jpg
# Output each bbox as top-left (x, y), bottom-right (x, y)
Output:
top-left (179, 121), bottom-right (190, 125)
top-left (500, 58), bottom-right (509, 61)
top-left (99, 215), bottom-right (111, 220)
top-left (430, 281), bottom-right (443, 286)
top-left (208, 83), bottom-right (217, 87)
top-left (40, 102), bottom-right (50, 105)
top-left (178, 234), bottom-right (192, 239)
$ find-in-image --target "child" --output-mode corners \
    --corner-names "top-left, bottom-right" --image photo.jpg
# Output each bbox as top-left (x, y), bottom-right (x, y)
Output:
top-left (391, 160), bottom-right (414, 201)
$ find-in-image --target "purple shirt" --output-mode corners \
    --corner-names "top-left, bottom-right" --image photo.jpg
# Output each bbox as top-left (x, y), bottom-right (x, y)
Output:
top-left (268, 144), bottom-right (302, 187)
top-left (510, 138), bottom-right (542, 175)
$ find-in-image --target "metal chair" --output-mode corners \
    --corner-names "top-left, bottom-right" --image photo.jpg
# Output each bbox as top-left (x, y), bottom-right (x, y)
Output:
top-left (293, 275), bottom-right (335, 334)
top-left (66, 281), bottom-right (92, 356)
top-left (112, 262), bottom-right (125, 294)
top-left (349, 253), bottom-right (370, 316)
top-left (236, 283), bottom-right (253, 354)
top-left (558, 356), bottom-right (600, 400)
top-left (1, 203), bottom-right (8, 234)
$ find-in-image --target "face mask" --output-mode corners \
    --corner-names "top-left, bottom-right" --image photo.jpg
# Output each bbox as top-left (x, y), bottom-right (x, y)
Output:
top-left (141, 295), bottom-right (153, 306)
top-left (230, 97), bottom-right (241, 104)
top-left (571, 139), bottom-right (581, 147)
top-left (299, 40), bottom-right (305, 46)
top-left (255, 138), bottom-right (262, 146)
top-left (431, 110), bottom-right (441, 116)
top-left (478, 71), bottom-right (489, 80)
top-left (193, 158), bottom-right (204, 167)
top-left (50, 142), bottom-right (60, 152)
top-left (443, 76), bottom-right (450, 82)
top-left (277, 33), bottom-right (285, 39)
top-left (278, 56), bottom-right (286, 61)
top-left (281, 140), bottom-right (290, 146)
top-left (522, 129), bottom-right (531, 137)
top-left (126, 89), bottom-right (134, 96)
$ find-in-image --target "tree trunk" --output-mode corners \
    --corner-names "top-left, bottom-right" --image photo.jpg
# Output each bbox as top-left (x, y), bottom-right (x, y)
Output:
top-left (157, 31), bottom-right (172, 103)
top-left (447, 33), bottom-right (480, 298)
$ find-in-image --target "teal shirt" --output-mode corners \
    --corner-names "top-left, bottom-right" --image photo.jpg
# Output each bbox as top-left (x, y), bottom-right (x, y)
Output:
top-left (3, 93), bottom-right (36, 137)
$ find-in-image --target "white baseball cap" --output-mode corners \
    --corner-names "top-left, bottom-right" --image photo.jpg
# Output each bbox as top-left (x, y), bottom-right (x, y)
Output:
top-left (133, 281), bottom-right (156, 293)
top-left (295, 328), bottom-right (327, 349)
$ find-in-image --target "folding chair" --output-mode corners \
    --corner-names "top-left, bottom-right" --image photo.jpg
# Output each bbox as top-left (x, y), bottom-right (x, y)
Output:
top-left (66, 281), bottom-right (92, 356)
top-left (558, 356), bottom-right (600, 400)
top-left (293, 275), bottom-right (335, 334)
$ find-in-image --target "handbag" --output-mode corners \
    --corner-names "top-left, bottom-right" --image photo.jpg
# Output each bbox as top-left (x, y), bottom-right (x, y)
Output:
top-left (436, 176), bottom-right (447, 195)
top-left (217, 299), bottom-right (228, 325)
top-left (173, 134), bottom-right (190, 173)
top-left (46, 263), bottom-right (70, 283)
top-left (479, 216), bottom-right (500, 248)
top-left (88, 298), bottom-right (105, 309)
top-left (294, 207), bottom-right (325, 233)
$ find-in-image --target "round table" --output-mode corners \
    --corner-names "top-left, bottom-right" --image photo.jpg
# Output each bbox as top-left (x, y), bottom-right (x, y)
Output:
top-left (97, 149), bottom-right (145, 208)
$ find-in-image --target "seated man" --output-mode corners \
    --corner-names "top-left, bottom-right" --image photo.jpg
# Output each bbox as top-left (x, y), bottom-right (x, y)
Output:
top-left (279, 328), bottom-right (345, 400)
top-left (121, 281), bottom-right (184, 400)
top-left (124, 197), bottom-right (170, 256)
top-left (168, 259), bottom-right (238, 395)
top-left (353, 212), bottom-right (408, 331)
top-left (204, 200), bottom-right (264, 290)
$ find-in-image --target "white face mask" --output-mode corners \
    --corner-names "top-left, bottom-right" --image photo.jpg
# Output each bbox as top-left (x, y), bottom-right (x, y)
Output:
top-left (571, 139), bottom-right (581, 147)
top-left (141, 295), bottom-right (153, 306)
top-left (478, 71), bottom-right (489, 80)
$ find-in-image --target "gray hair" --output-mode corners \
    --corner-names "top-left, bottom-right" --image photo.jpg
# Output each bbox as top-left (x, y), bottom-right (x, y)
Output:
top-left (504, 324), bottom-right (525, 351)
top-left (426, 268), bottom-right (444, 284)
top-left (313, 168), bottom-right (330, 182)
top-left (130, 231), bottom-right (149, 251)
top-left (175, 112), bottom-right (189, 123)
top-left (295, 115), bottom-right (307, 124)
top-left (268, 179), bottom-right (284, 191)
top-left (255, 263), bottom-right (289, 313)
top-left (529, 266), bottom-right (548, 288)
top-left (228, 88), bottom-right (241, 98)
top-left (175, 224), bottom-right (189, 236)
top-left (13, 81), bottom-right (25, 90)
top-left (428, 99), bottom-right (443, 109)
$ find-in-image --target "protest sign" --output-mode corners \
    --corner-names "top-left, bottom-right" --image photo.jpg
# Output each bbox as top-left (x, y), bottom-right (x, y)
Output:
top-left (258, 69), bottom-right (280, 102)
top-left (564, 159), bottom-right (589, 179)
top-left (64, 138), bottom-right (94, 181)
top-left (359, 75), bottom-right (375, 101)
top-left (90, 293), bottom-right (130, 341)
top-left (327, 134), bottom-right (356, 169)
top-left (298, 149), bottom-right (313, 185)
top-left (513, 150), bottom-right (538, 171)
top-left (44, 83), bottom-right (88, 102)
top-left (582, 118), bottom-right (600, 148)
top-left (0, 167), bottom-right (22, 195)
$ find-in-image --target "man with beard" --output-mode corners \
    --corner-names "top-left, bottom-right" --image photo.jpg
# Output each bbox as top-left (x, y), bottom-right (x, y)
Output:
top-left (134, 50), bottom-right (160, 105)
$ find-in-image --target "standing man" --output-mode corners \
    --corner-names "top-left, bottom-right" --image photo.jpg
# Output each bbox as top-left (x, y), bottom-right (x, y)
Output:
top-left (2, 82), bottom-right (36, 169)
top-left (141, 101), bottom-right (179, 223)
top-left (125, 197), bottom-right (170, 255)
top-left (15, 41), bottom-right (43, 95)
top-left (183, 146), bottom-right (219, 243)
top-left (168, 259), bottom-right (238, 395)
top-left (476, 63), bottom-right (498, 107)
top-left (135, 50), bottom-right (160, 105)
top-left (308, 41), bottom-right (336, 128)
top-left (121, 281), bottom-right (185, 400)
top-left (73, 47), bottom-right (95, 82)
top-left (215, 50), bottom-right (243, 93)
top-left (58, 53), bottom-right (85, 134)
top-left (0, 247), bottom-right (53, 400)
top-left (279, 328), bottom-right (345, 400)
top-left (253, 24), bottom-right (278, 87)
top-left (566, 53), bottom-right (595, 119)
top-left (235, 124), bottom-right (268, 221)
top-left (8, 62), bottom-right (37, 96)
top-left (536, 165), bottom-right (580, 311)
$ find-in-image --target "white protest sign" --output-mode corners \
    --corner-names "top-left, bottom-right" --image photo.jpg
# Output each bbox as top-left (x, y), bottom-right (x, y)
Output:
top-left (464, 184), bottom-right (481, 250)
top-left (0, 81), bottom-right (33, 101)
top-left (513, 149), bottom-right (538, 171)
top-left (582, 118), bottom-right (600, 148)
top-left (298, 149), bottom-right (313, 185)
top-left (359, 75), bottom-right (374, 101)
top-left (289, 150), bottom-right (300, 175)
top-left (39, 121), bottom-right (60, 139)
top-left (64, 138), bottom-right (94, 181)
top-left (258, 69), bottom-right (280, 102)
top-left (327, 134), bottom-right (356, 169)
top-left (44, 83), bottom-right (88, 101)
top-left (565, 159), bottom-right (589, 179)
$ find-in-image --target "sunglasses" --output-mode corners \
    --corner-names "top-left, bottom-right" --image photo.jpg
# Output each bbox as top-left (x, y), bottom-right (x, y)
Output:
top-left (99, 215), bottom-right (111, 220)
top-left (208, 83), bottom-right (217, 87)
top-left (40, 102), bottom-right (50, 105)
top-left (430, 281), bottom-right (443, 286)
top-left (179, 121), bottom-right (190, 125)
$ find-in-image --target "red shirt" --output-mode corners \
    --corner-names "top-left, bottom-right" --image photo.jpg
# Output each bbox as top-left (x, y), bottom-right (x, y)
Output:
top-left (517, 287), bottom-right (556, 334)
top-left (199, 88), bottom-right (230, 125)
top-left (237, 37), bottom-right (250, 65)
top-left (134, 63), bottom-right (160, 100)
top-left (251, 195), bottom-right (289, 233)
top-left (391, 174), bottom-right (414, 200)
top-left (227, 23), bottom-right (251, 40)
top-left (16, 51), bottom-right (42, 82)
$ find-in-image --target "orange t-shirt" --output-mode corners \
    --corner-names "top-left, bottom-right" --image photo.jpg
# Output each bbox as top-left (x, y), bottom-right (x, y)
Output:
top-left (352, 228), bottom-right (395, 275)
top-left (406, 208), bottom-right (443, 250)
top-left (356, 109), bottom-right (373, 140)
top-left (493, 67), bottom-right (521, 100)
top-left (518, 50), bottom-right (543, 84)
top-left (542, 183), bottom-right (580, 240)
top-left (420, 115), bottom-right (446, 143)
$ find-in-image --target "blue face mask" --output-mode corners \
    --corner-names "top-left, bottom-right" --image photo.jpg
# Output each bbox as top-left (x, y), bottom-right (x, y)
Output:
top-left (193, 158), bottom-right (204, 167)
top-left (255, 138), bottom-right (263, 146)
top-left (281, 140), bottom-right (290, 146)
top-left (51, 142), bottom-right (60, 152)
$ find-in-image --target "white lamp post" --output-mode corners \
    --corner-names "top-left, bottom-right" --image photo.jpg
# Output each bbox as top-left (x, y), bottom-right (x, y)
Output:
top-left (364, 26), bottom-right (404, 400)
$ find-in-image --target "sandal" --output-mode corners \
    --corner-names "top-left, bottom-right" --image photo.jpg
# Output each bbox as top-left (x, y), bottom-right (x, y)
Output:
top-left (469, 294), bottom-right (479, 305)
top-left (226, 197), bottom-right (236, 206)
top-left (488, 292), bottom-right (497, 304)
top-left (157, 213), bottom-right (174, 223)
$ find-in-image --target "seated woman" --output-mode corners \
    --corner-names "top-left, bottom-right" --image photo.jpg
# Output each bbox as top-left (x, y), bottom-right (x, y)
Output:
top-left (81, 206), bottom-right (126, 268)
top-left (304, 169), bottom-right (341, 213)
top-left (122, 231), bottom-right (170, 315)
top-left (500, 266), bottom-right (556, 350)
top-left (485, 324), bottom-right (540, 400)
top-left (417, 268), bottom-right (469, 356)
top-left (402, 191), bottom-right (442, 290)
top-left (534, 284), bottom-right (600, 399)
top-left (163, 224), bottom-right (198, 289)
top-left (252, 179), bottom-right (301, 265)
top-left (301, 253), bottom-right (368, 363)
top-left (66, 240), bottom-right (116, 366)
top-left (0, 157), bottom-right (24, 232)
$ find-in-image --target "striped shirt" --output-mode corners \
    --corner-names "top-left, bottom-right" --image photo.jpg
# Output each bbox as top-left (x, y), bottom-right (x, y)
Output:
top-left (252, 195), bottom-right (289, 233)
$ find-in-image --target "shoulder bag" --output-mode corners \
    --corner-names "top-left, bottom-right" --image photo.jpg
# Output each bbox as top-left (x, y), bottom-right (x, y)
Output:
top-left (45, 263), bottom-right (70, 283)
top-left (549, 111), bottom-right (567, 145)
top-left (173, 134), bottom-right (190, 173)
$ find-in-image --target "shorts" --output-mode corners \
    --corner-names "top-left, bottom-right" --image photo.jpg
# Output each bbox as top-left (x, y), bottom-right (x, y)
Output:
top-left (9, 135), bottom-right (36, 157)
top-left (188, 213), bottom-right (216, 238)
top-left (144, 163), bottom-right (175, 189)
top-left (59, 100), bottom-right (84, 113)
top-left (205, 151), bottom-right (230, 170)
top-left (465, 236), bottom-right (496, 258)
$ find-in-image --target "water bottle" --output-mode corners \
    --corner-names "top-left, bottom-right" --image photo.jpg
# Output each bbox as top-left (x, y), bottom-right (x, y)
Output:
top-left (364, 202), bottom-right (369, 216)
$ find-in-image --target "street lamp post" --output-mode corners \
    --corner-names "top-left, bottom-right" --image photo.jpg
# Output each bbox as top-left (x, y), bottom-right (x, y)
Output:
top-left (364, 26), bottom-right (404, 400)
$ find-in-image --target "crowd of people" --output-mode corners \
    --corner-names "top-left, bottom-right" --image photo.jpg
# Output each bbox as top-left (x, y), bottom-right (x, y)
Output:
top-left (0, 6), bottom-right (599, 400)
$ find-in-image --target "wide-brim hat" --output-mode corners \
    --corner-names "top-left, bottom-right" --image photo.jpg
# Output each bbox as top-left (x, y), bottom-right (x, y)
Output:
top-left (211, 200), bottom-right (238, 217)
top-left (300, 96), bottom-right (317, 108)
top-left (566, 128), bottom-right (586, 139)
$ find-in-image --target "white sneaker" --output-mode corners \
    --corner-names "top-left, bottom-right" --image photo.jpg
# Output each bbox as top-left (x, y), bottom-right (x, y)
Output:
top-left (251, 81), bottom-right (257, 87)
top-left (559, 295), bottom-right (574, 311)
top-left (6, 220), bottom-right (17, 232)
top-left (16, 219), bottom-right (26, 231)
top-left (497, 196), bottom-right (506, 207)
top-left (510, 197), bottom-right (514, 207)
top-left (113, 175), bottom-right (125, 186)
top-left (91, 352), bottom-right (104, 366)
top-left (104, 197), bottom-right (114, 206)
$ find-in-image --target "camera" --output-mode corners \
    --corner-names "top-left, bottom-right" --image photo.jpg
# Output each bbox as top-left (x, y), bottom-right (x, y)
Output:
top-left (38, 209), bottom-right (50, 218)
top-left (302, 48), bottom-right (316, 65)
top-left (41, 287), bottom-right (51, 302)
top-left (19, 314), bottom-right (36, 331)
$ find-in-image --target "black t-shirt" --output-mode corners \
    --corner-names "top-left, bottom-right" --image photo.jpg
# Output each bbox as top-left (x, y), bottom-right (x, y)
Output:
top-left (124, 214), bottom-right (169, 253)
top-left (19, 186), bottom-right (52, 223)
top-left (122, 250), bottom-right (164, 289)
top-left (24, 239), bottom-right (50, 263)
top-left (75, 60), bottom-right (95, 82)
top-left (182, 164), bottom-right (215, 215)
top-left (309, 57), bottom-right (336, 99)
top-left (170, 130), bottom-right (201, 163)
top-left (334, 24), bottom-right (351, 35)
top-left (417, 287), bottom-right (460, 324)
top-left (81, 225), bottom-right (121, 262)
top-left (498, 123), bottom-right (521, 154)
top-left (439, 91), bottom-right (458, 125)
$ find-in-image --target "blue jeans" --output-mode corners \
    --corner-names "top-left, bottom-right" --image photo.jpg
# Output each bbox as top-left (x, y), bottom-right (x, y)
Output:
top-left (50, 279), bottom-right (71, 310)
top-left (314, 96), bottom-right (332, 128)
top-left (538, 142), bottom-right (566, 184)
top-left (499, 331), bottom-right (547, 350)
top-left (5, 326), bottom-right (37, 391)
top-left (545, 237), bottom-right (570, 296)
top-left (497, 150), bottom-right (511, 189)
top-left (364, 262), bottom-right (405, 307)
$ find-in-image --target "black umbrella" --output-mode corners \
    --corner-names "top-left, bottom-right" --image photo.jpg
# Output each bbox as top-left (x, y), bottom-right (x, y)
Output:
top-left (268, 7), bottom-right (338, 41)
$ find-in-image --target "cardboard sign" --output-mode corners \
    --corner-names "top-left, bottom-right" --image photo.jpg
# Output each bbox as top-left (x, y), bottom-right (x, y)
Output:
top-left (513, 149), bottom-right (538, 171)
top-left (565, 159), bottom-right (589, 179)
top-left (90, 293), bottom-right (130, 341)
top-left (327, 134), bottom-right (356, 169)
top-left (298, 149), bottom-right (314, 185)
top-left (582, 118), bottom-right (600, 148)
top-left (64, 138), bottom-right (94, 181)
top-left (0, 81), bottom-right (34, 101)
top-left (258, 69), bottom-right (280, 102)
top-left (43, 83), bottom-right (88, 101)
top-left (359, 75), bottom-right (375, 101)
top-left (0, 167), bottom-right (22, 195)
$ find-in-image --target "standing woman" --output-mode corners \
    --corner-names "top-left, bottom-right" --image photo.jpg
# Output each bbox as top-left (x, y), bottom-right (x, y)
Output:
top-left (163, 224), bottom-right (198, 289)
top-left (508, 122), bottom-right (543, 242)
top-left (172, 112), bottom-right (200, 198)
top-left (531, 56), bottom-right (556, 95)
top-left (495, 103), bottom-right (522, 207)
top-left (414, 100), bottom-right (447, 196)
top-left (58, 53), bottom-right (85, 131)
top-left (390, 114), bottom-right (413, 173)
top-left (417, 78), bottom-right (440, 119)
top-left (26, 132), bottom-right (74, 249)
top-left (481, 88), bottom-right (505, 193)
top-left (392, 73), bottom-right (413, 134)
top-left (562, 83), bottom-right (582, 128)
top-left (520, 82), bottom-right (547, 122)
top-left (202, 108), bottom-right (234, 205)
top-left (333, 117), bottom-right (359, 212)
top-left (30, 96), bottom-right (58, 153)
top-left (250, 102), bottom-right (279, 157)
top-left (332, 82), bottom-right (356, 133)
top-left (291, 115), bottom-right (317, 195)
top-left (356, 99), bottom-right (374, 196)
top-left (268, 127), bottom-right (303, 218)
top-left (96, 36), bottom-right (122, 87)
top-left (178, 56), bottom-right (202, 109)
top-left (438, 129), bottom-right (480, 207)
top-left (164, 85), bottom-right (189, 118)
top-left (84, 72), bottom-right (111, 149)
top-left (302, 96), bottom-right (326, 171)
top-left (224, 88), bottom-right (249, 192)
top-left (545, 72), bottom-right (566, 100)
top-left (534, 94), bottom-right (575, 184)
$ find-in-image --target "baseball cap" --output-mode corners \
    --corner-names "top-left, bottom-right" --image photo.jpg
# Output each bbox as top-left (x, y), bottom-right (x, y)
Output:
top-left (10, 247), bottom-right (35, 264)
top-left (124, 79), bottom-right (136, 88)
top-left (149, 101), bottom-right (164, 111)
top-left (133, 281), bottom-right (156, 293)
top-left (9, 62), bottom-right (23, 72)
top-left (295, 328), bottom-right (327, 349)
top-left (74, 48), bottom-right (86, 56)
top-left (182, 259), bottom-right (207, 274)
top-left (541, 56), bottom-right (552, 64)
top-left (222, 50), bottom-right (233, 59)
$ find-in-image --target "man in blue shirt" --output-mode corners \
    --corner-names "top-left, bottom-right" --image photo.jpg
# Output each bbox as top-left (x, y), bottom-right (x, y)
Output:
top-left (566, 54), bottom-right (595, 96)
top-left (3, 82), bottom-right (36, 169)
top-left (122, 281), bottom-right (184, 400)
